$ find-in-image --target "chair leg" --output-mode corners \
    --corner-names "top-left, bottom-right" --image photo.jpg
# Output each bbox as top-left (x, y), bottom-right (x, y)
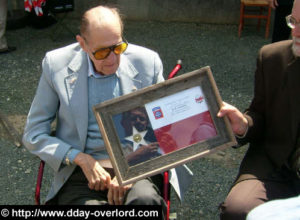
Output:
top-left (238, 3), bottom-right (244, 38)
top-left (35, 160), bottom-right (45, 205)
top-left (49, 12), bottom-right (75, 41)
top-left (239, 3), bottom-right (272, 39)
top-left (163, 171), bottom-right (170, 220)
top-left (257, 7), bottom-right (263, 31)
top-left (265, 6), bottom-right (272, 39)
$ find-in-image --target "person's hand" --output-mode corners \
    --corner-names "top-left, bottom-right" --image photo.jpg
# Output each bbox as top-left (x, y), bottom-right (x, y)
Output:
top-left (266, 0), bottom-right (278, 9)
top-left (126, 143), bottom-right (160, 166)
top-left (135, 143), bottom-right (159, 155)
top-left (107, 177), bottom-right (132, 205)
top-left (73, 152), bottom-right (111, 191)
top-left (217, 102), bottom-right (248, 136)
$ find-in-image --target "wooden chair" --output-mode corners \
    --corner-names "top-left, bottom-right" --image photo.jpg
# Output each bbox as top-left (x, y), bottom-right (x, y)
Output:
top-left (46, 0), bottom-right (75, 41)
top-left (238, 0), bottom-right (272, 38)
top-left (34, 60), bottom-right (183, 220)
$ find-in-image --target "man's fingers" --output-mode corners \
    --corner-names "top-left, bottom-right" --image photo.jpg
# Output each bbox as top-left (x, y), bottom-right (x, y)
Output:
top-left (118, 189), bottom-right (125, 204)
top-left (113, 190), bottom-right (119, 205)
top-left (87, 177), bottom-right (100, 191)
top-left (100, 176), bottom-right (107, 191)
top-left (88, 182), bottom-right (94, 190)
top-left (94, 178), bottom-right (101, 191)
top-left (217, 102), bottom-right (235, 117)
top-left (107, 177), bottom-right (127, 205)
top-left (107, 188), bottom-right (113, 205)
top-left (108, 185), bottom-right (121, 205)
top-left (85, 166), bottom-right (112, 191)
top-left (100, 172), bottom-right (111, 191)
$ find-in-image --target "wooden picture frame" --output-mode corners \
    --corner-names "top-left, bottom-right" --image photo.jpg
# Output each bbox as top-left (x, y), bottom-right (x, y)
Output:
top-left (93, 66), bottom-right (237, 186)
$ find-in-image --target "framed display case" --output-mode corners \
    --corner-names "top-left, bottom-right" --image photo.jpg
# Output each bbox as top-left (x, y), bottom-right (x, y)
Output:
top-left (93, 66), bottom-right (237, 185)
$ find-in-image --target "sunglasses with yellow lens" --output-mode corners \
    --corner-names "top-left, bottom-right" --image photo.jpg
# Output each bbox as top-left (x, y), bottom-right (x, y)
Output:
top-left (92, 41), bottom-right (128, 60)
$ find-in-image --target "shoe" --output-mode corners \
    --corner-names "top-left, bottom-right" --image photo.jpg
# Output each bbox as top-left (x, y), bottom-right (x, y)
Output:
top-left (0, 46), bottom-right (16, 54)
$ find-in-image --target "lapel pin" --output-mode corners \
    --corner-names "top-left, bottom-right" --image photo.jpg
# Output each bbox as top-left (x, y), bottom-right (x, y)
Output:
top-left (132, 86), bottom-right (137, 92)
top-left (68, 75), bottom-right (77, 84)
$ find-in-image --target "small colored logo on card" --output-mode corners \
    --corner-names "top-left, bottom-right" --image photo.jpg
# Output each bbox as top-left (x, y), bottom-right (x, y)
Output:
top-left (195, 94), bottom-right (204, 103)
top-left (152, 107), bottom-right (164, 119)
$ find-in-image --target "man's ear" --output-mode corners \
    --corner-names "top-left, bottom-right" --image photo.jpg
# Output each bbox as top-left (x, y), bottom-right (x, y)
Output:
top-left (76, 35), bottom-right (88, 52)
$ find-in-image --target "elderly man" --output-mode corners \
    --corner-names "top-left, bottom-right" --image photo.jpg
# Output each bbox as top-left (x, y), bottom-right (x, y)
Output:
top-left (218, 0), bottom-right (300, 219)
top-left (23, 5), bottom-right (181, 207)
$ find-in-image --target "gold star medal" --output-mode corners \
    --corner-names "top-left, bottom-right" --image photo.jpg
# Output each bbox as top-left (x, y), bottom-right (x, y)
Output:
top-left (125, 126), bottom-right (148, 151)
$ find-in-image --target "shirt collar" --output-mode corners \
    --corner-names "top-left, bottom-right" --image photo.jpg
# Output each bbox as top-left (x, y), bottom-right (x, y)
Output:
top-left (87, 54), bottom-right (119, 78)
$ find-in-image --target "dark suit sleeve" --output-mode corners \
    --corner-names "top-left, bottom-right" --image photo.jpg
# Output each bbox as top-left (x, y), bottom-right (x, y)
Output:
top-left (240, 47), bottom-right (266, 144)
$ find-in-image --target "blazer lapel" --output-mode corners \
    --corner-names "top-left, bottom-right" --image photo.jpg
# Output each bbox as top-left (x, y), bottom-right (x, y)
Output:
top-left (118, 55), bottom-right (142, 95)
top-left (65, 51), bottom-right (88, 148)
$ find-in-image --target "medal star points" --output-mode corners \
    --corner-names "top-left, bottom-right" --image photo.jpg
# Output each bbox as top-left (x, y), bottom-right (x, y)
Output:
top-left (125, 126), bottom-right (148, 151)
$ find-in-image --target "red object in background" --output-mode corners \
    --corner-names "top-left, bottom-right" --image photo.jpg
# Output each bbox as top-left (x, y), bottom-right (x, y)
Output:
top-left (35, 160), bottom-right (45, 205)
top-left (164, 59), bottom-right (182, 220)
top-left (24, 0), bottom-right (46, 16)
top-left (168, 60), bottom-right (182, 79)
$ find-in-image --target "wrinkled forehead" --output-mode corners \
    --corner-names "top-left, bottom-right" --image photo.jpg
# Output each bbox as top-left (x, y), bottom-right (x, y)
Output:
top-left (84, 18), bottom-right (122, 48)
top-left (131, 109), bottom-right (147, 116)
top-left (292, 0), bottom-right (300, 20)
top-left (87, 14), bottom-right (121, 35)
top-left (84, 7), bottom-right (122, 38)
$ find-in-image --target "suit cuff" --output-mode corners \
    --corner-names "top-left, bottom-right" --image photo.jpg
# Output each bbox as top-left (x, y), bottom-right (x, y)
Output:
top-left (63, 148), bottom-right (81, 165)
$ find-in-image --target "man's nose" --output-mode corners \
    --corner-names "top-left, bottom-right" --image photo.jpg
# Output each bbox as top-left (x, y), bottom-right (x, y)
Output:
top-left (105, 50), bottom-right (117, 61)
top-left (292, 25), bottom-right (300, 37)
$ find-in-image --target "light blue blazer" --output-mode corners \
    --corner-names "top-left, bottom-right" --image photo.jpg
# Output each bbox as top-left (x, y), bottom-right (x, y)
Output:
top-left (23, 43), bottom-right (192, 202)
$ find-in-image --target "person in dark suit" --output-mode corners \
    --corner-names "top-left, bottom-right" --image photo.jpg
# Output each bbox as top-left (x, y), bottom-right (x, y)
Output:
top-left (267, 0), bottom-right (294, 42)
top-left (218, 0), bottom-right (300, 219)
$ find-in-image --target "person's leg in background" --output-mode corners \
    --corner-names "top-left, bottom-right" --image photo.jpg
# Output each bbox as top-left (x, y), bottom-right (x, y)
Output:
top-left (272, 3), bottom-right (293, 42)
top-left (0, 0), bottom-right (16, 53)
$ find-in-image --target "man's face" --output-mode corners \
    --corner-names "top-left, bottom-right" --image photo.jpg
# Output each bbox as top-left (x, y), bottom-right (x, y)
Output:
top-left (79, 22), bottom-right (123, 75)
top-left (129, 109), bottom-right (149, 131)
top-left (292, 0), bottom-right (300, 57)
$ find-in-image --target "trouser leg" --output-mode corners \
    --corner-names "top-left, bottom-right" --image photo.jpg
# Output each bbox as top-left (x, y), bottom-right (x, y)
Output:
top-left (0, 0), bottom-right (7, 49)
top-left (55, 167), bottom-right (166, 210)
top-left (272, 4), bottom-right (293, 43)
top-left (219, 179), bottom-right (296, 220)
top-left (125, 178), bottom-right (165, 206)
top-left (125, 175), bottom-right (167, 218)
top-left (56, 167), bottom-right (108, 205)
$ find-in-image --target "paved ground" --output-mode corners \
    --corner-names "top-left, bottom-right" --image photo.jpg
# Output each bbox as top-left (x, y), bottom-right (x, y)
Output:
top-left (0, 17), bottom-right (270, 219)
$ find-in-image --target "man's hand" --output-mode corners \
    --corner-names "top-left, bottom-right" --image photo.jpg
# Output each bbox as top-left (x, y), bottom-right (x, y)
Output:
top-left (126, 143), bottom-right (160, 165)
top-left (74, 152), bottom-right (111, 191)
top-left (266, 0), bottom-right (278, 9)
top-left (107, 177), bottom-right (132, 205)
top-left (135, 143), bottom-right (159, 155)
top-left (217, 102), bottom-right (248, 136)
